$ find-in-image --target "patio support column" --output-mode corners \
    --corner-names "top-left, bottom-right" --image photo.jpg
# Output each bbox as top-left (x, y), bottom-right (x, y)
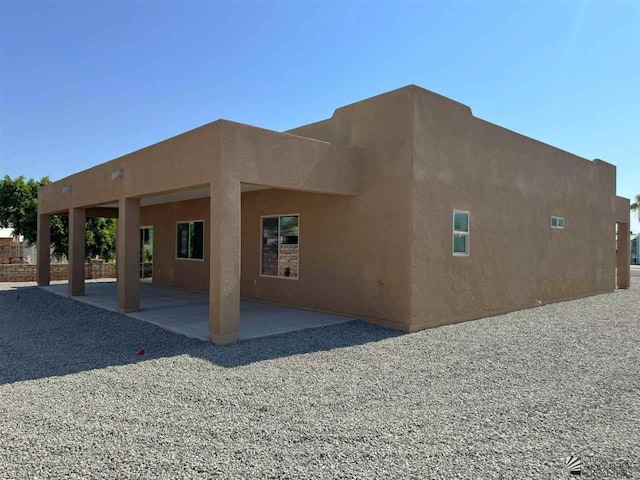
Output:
top-left (616, 222), bottom-right (630, 289)
top-left (115, 219), bottom-right (118, 281)
top-left (36, 213), bottom-right (51, 286)
top-left (68, 207), bottom-right (86, 296)
top-left (117, 198), bottom-right (140, 313)
top-left (209, 177), bottom-right (240, 344)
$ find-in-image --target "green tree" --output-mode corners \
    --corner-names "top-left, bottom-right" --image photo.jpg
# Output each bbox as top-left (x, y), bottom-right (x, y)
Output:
top-left (0, 175), bottom-right (116, 261)
top-left (631, 194), bottom-right (640, 222)
top-left (0, 175), bottom-right (43, 244)
top-left (86, 217), bottom-right (117, 261)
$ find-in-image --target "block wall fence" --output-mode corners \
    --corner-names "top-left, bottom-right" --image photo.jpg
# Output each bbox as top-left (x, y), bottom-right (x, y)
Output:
top-left (0, 260), bottom-right (116, 282)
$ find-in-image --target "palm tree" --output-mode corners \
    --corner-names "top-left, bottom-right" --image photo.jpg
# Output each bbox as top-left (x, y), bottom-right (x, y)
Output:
top-left (631, 194), bottom-right (640, 222)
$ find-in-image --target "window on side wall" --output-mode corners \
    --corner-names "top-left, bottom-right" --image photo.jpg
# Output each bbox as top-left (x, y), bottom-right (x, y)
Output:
top-left (176, 221), bottom-right (204, 260)
top-left (453, 210), bottom-right (469, 256)
top-left (551, 216), bottom-right (565, 229)
top-left (261, 214), bottom-right (299, 279)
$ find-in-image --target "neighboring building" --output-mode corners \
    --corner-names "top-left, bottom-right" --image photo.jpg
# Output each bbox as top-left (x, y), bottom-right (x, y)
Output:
top-left (0, 227), bottom-right (36, 264)
top-left (0, 228), bottom-right (13, 244)
top-left (0, 228), bottom-right (17, 264)
top-left (631, 233), bottom-right (639, 265)
top-left (36, 85), bottom-right (632, 344)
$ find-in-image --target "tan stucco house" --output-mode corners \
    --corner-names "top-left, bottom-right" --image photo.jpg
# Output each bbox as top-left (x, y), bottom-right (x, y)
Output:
top-left (36, 85), bottom-right (632, 344)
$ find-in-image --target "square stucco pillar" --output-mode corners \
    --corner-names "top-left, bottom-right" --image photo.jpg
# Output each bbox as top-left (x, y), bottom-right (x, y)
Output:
top-left (36, 213), bottom-right (51, 286)
top-left (115, 219), bottom-right (119, 281)
top-left (117, 198), bottom-right (140, 313)
top-left (68, 208), bottom-right (86, 296)
top-left (616, 222), bottom-right (630, 289)
top-left (209, 178), bottom-right (241, 344)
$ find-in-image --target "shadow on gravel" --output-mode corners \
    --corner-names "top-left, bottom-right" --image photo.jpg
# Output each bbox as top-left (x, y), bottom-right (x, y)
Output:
top-left (0, 286), bottom-right (402, 384)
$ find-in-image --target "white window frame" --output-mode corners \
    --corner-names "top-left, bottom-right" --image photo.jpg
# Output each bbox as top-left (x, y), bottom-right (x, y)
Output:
top-left (175, 220), bottom-right (205, 261)
top-left (260, 213), bottom-right (300, 280)
top-left (452, 210), bottom-right (470, 256)
top-left (551, 216), bottom-right (565, 229)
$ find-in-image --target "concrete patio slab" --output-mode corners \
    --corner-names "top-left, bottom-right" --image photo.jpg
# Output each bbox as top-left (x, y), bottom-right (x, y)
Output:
top-left (41, 281), bottom-right (354, 341)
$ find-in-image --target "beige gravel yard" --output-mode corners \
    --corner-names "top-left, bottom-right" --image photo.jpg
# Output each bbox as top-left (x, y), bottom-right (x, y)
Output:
top-left (1, 280), bottom-right (639, 479)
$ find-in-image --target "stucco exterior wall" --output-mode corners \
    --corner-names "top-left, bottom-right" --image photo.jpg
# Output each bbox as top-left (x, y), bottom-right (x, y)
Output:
top-left (241, 189), bottom-right (407, 327)
top-left (140, 198), bottom-right (210, 292)
top-left (277, 87), bottom-right (417, 327)
top-left (615, 195), bottom-right (631, 223)
top-left (408, 87), bottom-right (618, 329)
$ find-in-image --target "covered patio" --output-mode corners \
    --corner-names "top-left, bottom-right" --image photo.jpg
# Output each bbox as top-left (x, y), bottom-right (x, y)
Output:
top-left (41, 281), bottom-right (354, 341)
top-left (36, 120), bottom-right (361, 344)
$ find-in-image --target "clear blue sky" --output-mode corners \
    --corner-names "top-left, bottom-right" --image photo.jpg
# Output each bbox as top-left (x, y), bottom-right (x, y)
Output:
top-left (1, 0), bottom-right (638, 231)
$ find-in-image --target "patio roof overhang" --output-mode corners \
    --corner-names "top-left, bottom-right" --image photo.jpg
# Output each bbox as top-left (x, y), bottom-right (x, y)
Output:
top-left (37, 120), bottom-right (361, 215)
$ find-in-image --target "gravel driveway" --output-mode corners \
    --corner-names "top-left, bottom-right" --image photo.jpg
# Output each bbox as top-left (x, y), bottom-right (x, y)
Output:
top-left (1, 280), bottom-right (638, 479)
